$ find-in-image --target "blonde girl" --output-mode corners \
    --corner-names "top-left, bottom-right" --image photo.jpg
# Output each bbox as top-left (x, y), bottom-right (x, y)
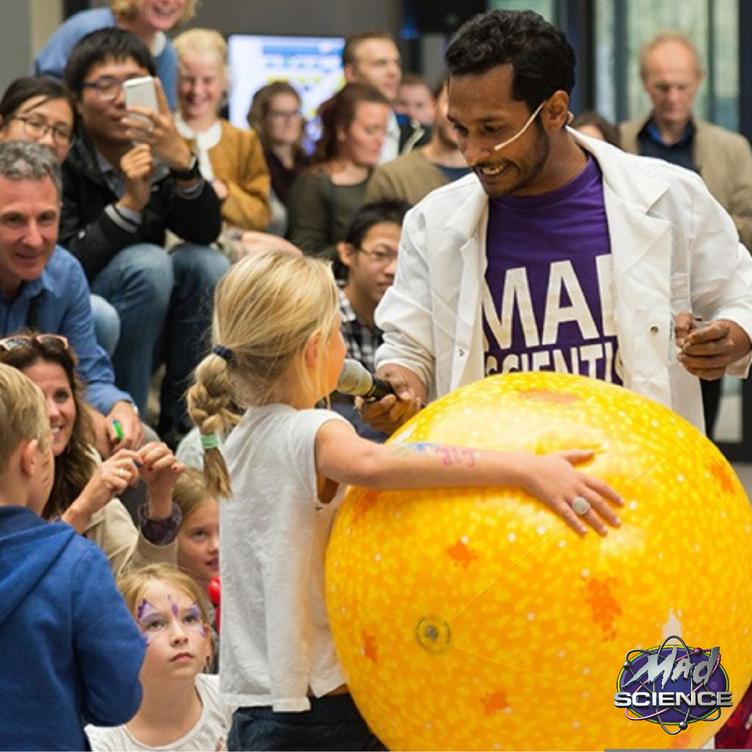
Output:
top-left (187, 249), bottom-right (622, 751)
top-left (173, 468), bottom-right (219, 594)
top-left (86, 564), bottom-right (233, 751)
top-left (173, 28), bottom-right (271, 237)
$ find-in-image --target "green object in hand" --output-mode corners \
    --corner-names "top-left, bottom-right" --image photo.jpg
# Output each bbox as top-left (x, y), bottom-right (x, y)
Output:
top-left (112, 419), bottom-right (124, 442)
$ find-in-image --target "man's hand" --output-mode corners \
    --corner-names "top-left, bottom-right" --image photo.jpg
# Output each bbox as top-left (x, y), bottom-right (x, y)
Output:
top-left (122, 78), bottom-right (192, 172)
top-left (357, 364), bottom-right (425, 434)
top-left (106, 401), bottom-right (144, 452)
top-left (675, 311), bottom-right (752, 380)
top-left (118, 143), bottom-right (153, 211)
top-left (88, 406), bottom-right (112, 459)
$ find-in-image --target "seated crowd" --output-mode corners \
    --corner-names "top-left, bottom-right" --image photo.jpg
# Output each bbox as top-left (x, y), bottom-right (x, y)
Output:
top-left (0, 11), bottom-right (459, 749)
top-left (7, 5), bottom-right (751, 751)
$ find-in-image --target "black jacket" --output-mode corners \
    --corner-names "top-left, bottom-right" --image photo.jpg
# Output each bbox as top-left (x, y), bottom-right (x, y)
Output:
top-left (60, 134), bottom-right (222, 280)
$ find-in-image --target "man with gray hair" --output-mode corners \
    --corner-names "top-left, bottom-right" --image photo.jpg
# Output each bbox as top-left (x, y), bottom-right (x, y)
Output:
top-left (0, 140), bottom-right (142, 451)
top-left (620, 31), bottom-right (752, 437)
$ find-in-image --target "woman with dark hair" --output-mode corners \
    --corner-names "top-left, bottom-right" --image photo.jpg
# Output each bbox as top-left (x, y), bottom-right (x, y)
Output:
top-left (248, 81), bottom-right (308, 235)
top-left (0, 333), bottom-right (183, 576)
top-left (286, 83), bottom-right (390, 259)
top-left (0, 76), bottom-right (76, 165)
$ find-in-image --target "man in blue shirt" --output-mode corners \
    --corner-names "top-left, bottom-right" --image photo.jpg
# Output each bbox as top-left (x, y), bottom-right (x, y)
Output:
top-left (0, 140), bottom-right (142, 452)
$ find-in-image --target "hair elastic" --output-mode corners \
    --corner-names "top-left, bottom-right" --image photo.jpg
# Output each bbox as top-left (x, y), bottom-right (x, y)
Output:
top-left (201, 433), bottom-right (220, 451)
top-left (212, 344), bottom-right (234, 363)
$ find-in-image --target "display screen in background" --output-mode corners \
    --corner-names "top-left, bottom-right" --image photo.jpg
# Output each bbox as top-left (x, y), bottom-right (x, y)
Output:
top-left (228, 34), bottom-right (345, 150)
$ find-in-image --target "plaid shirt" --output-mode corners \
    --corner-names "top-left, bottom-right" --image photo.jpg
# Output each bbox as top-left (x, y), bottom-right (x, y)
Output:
top-left (338, 286), bottom-right (383, 373)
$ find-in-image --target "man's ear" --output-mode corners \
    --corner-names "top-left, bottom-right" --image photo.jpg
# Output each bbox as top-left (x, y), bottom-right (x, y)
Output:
top-left (337, 241), bottom-right (355, 268)
top-left (343, 63), bottom-right (357, 84)
top-left (544, 90), bottom-right (571, 130)
top-left (303, 331), bottom-right (322, 369)
top-left (18, 439), bottom-right (39, 478)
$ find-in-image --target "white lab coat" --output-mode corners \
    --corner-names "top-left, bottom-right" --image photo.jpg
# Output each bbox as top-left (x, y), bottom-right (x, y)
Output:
top-left (375, 129), bottom-right (752, 431)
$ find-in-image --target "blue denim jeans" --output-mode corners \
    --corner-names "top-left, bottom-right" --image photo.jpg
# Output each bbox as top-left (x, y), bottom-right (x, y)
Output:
top-left (90, 294), bottom-right (121, 357)
top-left (90, 242), bottom-right (229, 424)
top-left (158, 243), bottom-right (230, 431)
top-left (228, 695), bottom-right (386, 751)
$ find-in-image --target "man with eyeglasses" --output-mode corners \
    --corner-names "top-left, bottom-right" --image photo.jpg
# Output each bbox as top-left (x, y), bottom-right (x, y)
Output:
top-left (59, 27), bottom-right (226, 447)
top-left (361, 9), bottom-right (752, 438)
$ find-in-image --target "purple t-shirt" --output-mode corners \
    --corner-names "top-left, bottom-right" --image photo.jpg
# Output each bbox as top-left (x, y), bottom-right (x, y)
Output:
top-left (482, 156), bottom-right (622, 384)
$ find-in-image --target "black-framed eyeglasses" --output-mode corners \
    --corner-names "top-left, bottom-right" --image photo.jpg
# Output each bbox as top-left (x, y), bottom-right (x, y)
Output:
top-left (10, 115), bottom-right (75, 147)
top-left (355, 247), bottom-right (398, 265)
top-left (0, 334), bottom-right (69, 353)
top-left (81, 75), bottom-right (138, 102)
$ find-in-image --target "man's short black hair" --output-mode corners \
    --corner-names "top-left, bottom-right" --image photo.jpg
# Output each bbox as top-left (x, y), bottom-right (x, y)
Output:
top-left (64, 27), bottom-right (157, 96)
top-left (344, 200), bottom-right (410, 249)
top-left (444, 9), bottom-right (576, 112)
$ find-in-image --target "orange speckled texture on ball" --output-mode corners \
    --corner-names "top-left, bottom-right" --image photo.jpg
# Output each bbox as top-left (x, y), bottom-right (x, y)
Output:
top-left (325, 372), bottom-right (752, 751)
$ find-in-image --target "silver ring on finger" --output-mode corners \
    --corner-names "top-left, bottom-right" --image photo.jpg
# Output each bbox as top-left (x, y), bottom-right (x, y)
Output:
top-left (117, 468), bottom-right (128, 479)
top-left (572, 496), bottom-right (591, 516)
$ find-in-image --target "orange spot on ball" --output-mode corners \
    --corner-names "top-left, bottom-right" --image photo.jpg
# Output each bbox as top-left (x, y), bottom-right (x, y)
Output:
top-left (482, 690), bottom-right (509, 715)
top-left (583, 577), bottom-right (622, 640)
top-left (708, 459), bottom-right (735, 495)
top-left (362, 630), bottom-right (378, 662)
top-left (447, 539), bottom-right (479, 569)
top-left (352, 491), bottom-right (379, 523)
top-left (517, 388), bottom-right (580, 405)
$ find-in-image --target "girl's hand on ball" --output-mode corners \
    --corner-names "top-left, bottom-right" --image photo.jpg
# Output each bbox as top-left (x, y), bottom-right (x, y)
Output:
top-left (520, 449), bottom-right (622, 536)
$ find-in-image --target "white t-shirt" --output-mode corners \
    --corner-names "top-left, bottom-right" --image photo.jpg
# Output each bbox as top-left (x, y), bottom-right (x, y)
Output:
top-left (379, 110), bottom-right (400, 164)
top-left (86, 674), bottom-right (233, 751)
top-left (219, 404), bottom-right (349, 712)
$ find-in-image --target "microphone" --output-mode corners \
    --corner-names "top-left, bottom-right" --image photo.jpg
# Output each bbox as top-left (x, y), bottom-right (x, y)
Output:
top-left (336, 359), bottom-right (395, 401)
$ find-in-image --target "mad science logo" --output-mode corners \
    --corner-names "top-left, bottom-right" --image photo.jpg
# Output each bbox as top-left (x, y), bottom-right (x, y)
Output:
top-left (614, 635), bottom-right (732, 735)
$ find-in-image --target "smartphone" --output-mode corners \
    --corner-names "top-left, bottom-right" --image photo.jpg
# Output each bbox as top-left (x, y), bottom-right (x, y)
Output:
top-left (123, 76), bottom-right (158, 121)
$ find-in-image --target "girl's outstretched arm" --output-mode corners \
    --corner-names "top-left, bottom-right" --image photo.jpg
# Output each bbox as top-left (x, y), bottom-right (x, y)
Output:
top-left (315, 419), bottom-right (622, 536)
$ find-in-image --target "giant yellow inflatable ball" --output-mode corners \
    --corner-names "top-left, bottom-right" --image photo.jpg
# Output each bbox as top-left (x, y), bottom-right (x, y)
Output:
top-left (325, 372), bottom-right (752, 751)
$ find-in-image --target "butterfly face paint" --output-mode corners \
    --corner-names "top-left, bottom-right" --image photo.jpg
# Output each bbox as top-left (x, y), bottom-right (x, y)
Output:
top-left (135, 588), bottom-right (208, 648)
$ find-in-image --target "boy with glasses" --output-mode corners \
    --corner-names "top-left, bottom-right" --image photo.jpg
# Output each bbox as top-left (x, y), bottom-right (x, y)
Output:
top-left (60, 27), bottom-right (227, 447)
top-left (333, 200), bottom-right (408, 437)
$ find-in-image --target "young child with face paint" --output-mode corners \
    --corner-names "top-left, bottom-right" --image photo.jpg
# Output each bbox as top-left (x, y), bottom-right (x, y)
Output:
top-left (86, 564), bottom-right (234, 751)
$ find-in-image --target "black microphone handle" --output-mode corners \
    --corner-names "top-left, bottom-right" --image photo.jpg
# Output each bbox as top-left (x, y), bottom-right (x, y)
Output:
top-left (365, 376), bottom-right (396, 401)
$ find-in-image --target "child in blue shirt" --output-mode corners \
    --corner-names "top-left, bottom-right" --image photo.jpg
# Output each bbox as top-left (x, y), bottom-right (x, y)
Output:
top-left (0, 363), bottom-right (145, 750)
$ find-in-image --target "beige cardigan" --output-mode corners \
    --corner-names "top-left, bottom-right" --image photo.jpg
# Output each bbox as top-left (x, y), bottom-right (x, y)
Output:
top-left (621, 116), bottom-right (752, 251)
top-left (83, 499), bottom-right (177, 577)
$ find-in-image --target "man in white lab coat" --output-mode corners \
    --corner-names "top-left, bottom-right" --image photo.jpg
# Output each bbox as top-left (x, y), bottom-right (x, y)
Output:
top-left (362, 8), bottom-right (752, 436)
